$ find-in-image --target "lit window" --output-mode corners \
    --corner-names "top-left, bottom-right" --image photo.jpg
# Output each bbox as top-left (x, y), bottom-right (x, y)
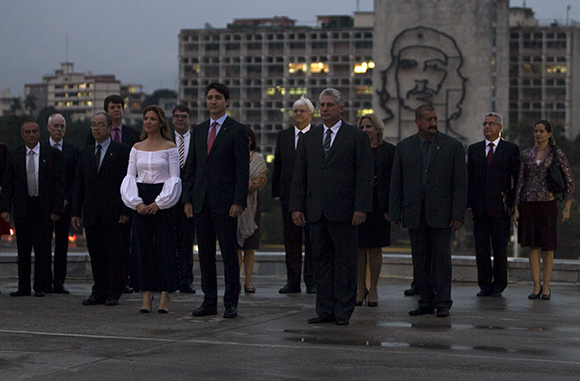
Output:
top-left (79, 83), bottom-right (87, 89)
top-left (288, 63), bottom-right (307, 74)
top-left (355, 86), bottom-right (373, 95)
top-left (353, 61), bottom-right (375, 74)
top-left (356, 109), bottom-right (374, 117)
top-left (546, 64), bottom-right (567, 74)
top-left (310, 62), bottom-right (328, 74)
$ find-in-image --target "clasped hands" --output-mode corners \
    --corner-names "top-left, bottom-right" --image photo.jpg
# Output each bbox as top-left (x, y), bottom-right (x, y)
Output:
top-left (137, 202), bottom-right (159, 215)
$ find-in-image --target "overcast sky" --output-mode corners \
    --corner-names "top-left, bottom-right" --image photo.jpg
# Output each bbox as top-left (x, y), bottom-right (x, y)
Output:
top-left (1, 0), bottom-right (578, 98)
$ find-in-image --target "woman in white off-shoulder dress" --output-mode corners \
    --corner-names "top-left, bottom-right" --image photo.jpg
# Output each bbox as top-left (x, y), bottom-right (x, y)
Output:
top-left (121, 105), bottom-right (182, 314)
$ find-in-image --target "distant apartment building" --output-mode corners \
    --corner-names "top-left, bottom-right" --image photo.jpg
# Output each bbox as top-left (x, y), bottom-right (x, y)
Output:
top-left (178, 14), bottom-right (374, 154)
top-left (509, 7), bottom-right (580, 138)
top-left (24, 62), bottom-right (144, 124)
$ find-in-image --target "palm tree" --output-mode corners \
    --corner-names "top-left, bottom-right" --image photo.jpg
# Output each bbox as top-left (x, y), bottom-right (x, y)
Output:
top-left (9, 97), bottom-right (22, 115)
top-left (24, 95), bottom-right (37, 116)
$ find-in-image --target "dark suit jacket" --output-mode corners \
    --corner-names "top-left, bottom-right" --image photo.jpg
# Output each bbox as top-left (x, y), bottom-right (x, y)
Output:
top-left (289, 121), bottom-right (374, 223)
top-left (182, 116), bottom-right (249, 214)
top-left (44, 141), bottom-right (79, 205)
top-left (467, 139), bottom-right (520, 218)
top-left (389, 131), bottom-right (467, 229)
top-left (373, 142), bottom-right (396, 214)
top-left (86, 124), bottom-right (141, 148)
top-left (272, 127), bottom-right (304, 208)
top-left (0, 144), bottom-right (64, 225)
top-left (73, 141), bottom-right (131, 227)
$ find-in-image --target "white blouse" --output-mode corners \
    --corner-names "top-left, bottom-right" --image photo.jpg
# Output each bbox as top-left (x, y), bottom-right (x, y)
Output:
top-left (121, 147), bottom-right (182, 210)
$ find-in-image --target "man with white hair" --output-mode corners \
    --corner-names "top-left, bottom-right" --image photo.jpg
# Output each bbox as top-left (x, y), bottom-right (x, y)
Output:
top-left (272, 96), bottom-right (316, 294)
top-left (45, 113), bottom-right (79, 294)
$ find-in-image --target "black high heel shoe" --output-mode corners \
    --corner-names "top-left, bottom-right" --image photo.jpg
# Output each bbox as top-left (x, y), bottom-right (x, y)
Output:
top-left (356, 290), bottom-right (368, 306)
top-left (140, 294), bottom-right (154, 313)
top-left (541, 288), bottom-right (551, 300)
top-left (367, 291), bottom-right (378, 307)
top-left (158, 292), bottom-right (170, 314)
top-left (528, 286), bottom-right (542, 300)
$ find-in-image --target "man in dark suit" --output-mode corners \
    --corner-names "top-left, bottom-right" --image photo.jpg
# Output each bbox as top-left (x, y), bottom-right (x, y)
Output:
top-left (467, 112), bottom-right (520, 297)
top-left (390, 105), bottom-right (467, 318)
top-left (272, 96), bottom-right (316, 294)
top-left (45, 113), bottom-right (79, 294)
top-left (86, 94), bottom-right (140, 294)
top-left (72, 112), bottom-right (131, 306)
top-left (171, 104), bottom-right (196, 294)
top-left (183, 82), bottom-right (249, 319)
top-left (290, 88), bottom-right (374, 325)
top-left (1, 121), bottom-right (63, 297)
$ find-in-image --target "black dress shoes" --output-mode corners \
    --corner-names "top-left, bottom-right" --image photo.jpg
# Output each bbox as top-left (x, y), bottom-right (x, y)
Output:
top-left (279, 284), bottom-right (301, 294)
top-left (477, 290), bottom-right (490, 297)
top-left (335, 319), bottom-right (349, 325)
top-left (408, 306), bottom-right (435, 316)
top-left (223, 307), bottom-right (238, 319)
top-left (10, 290), bottom-right (31, 297)
top-left (180, 284), bottom-right (196, 294)
top-left (436, 308), bottom-right (450, 318)
top-left (307, 315), bottom-right (335, 324)
top-left (82, 295), bottom-right (105, 305)
top-left (122, 284), bottom-right (134, 294)
top-left (192, 305), bottom-right (217, 317)
top-left (53, 284), bottom-right (70, 294)
top-left (34, 291), bottom-right (46, 297)
top-left (306, 285), bottom-right (317, 294)
top-left (404, 287), bottom-right (418, 296)
top-left (105, 298), bottom-right (119, 306)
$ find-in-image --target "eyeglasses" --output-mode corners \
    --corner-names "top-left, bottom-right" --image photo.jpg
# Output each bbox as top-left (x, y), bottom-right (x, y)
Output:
top-left (173, 114), bottom-right (190, 119)
top-left (482, 122), bottom-right (497, 126)
top-left (90, 123), bottom-right (107, 128)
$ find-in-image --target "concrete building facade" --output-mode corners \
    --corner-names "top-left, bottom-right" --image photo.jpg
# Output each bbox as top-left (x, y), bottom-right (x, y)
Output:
top-left (178, 15), bottom-right (374, 154)
top-left (24, 62), bottom-right (143, 124)
top-left (508, 9), bottom-right (580, 139)
top-left (373, 0), bottom-right (510, 145)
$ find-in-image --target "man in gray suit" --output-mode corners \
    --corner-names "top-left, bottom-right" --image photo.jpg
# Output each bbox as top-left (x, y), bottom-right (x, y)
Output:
top-left (389, 104), bottom-right (467, 318)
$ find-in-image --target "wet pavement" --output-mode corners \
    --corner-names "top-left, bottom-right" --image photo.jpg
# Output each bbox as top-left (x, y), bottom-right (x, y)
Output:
top-left (1, 277), bottom-right (579, 380)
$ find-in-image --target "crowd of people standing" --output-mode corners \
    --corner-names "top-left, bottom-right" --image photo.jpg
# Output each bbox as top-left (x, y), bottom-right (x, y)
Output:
top-left (0, 84), bottom-right (575, 325)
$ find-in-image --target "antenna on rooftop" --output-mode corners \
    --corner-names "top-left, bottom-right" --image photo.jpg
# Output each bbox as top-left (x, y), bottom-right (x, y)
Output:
top-left (356, 0), bottom-right (360, 12)
top-left (65, 34), bottom-right (69, 62)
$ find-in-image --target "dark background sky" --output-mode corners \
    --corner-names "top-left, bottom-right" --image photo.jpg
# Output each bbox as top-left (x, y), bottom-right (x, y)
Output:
top-left (0, 0), bottom-right (577, 97)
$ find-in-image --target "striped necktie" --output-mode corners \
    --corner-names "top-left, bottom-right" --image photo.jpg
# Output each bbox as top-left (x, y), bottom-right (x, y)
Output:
top-left (178, 135), bottom-right (185, 168)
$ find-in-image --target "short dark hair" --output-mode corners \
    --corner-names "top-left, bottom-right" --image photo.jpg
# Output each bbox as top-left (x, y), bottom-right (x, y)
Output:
top-left (247, 128), bottom-right (257, 151)
top-left (104, 95), bottom-right (125, 111)
top-left (205, 82), bottom-right (230, 102)
top-left (172, 104), bottom-right (191, 117)
top-left (415, 104), bottom-right (436, 119)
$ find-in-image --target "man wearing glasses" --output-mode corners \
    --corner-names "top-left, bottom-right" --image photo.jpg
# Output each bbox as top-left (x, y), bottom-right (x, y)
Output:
top-left (171, 105), bottom-right (196, 294)
top-left (72, 112), bottom-right (131, 306)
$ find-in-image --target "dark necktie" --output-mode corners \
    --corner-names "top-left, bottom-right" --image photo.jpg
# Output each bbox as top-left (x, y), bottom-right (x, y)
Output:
top-left (207, 121), bottom-right (217, 154)
top-left (323, 128), bottom-right (332, 159)
top-left (95, 144), bottom-right (102, 172)
top-left (112, 128), bottom-right (121, 143)
top-left (178, 135), bottom-right (185, 168)
top-left (487, 142), bottom-right (494, 165)
top-left (296, 131), bottom-right (303, 151)
top-left (422, 140), bottom-right (431, 170)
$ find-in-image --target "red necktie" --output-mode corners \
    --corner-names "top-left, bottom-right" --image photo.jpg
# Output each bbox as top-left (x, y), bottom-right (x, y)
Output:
top-left (207, 121), bottom-right (217, 154)
top-left (487, 142), bottom-right (494, 165)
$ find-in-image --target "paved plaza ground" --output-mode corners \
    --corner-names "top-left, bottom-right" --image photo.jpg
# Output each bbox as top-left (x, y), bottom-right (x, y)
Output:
top-left (0, 276), bottom-right (579, 380)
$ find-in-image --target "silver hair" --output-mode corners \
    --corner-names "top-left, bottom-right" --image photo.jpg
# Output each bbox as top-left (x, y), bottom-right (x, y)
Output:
top-left (293, 95), bottom-right (314, 113)
top-left (319, 88), bottom-right (345, 108)
top-left (94, 111), bottom-right (113, 126)
top-left (47, 113), bottom-right (66, 126)
top-left (484, 112), bottom-right (503, 126)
